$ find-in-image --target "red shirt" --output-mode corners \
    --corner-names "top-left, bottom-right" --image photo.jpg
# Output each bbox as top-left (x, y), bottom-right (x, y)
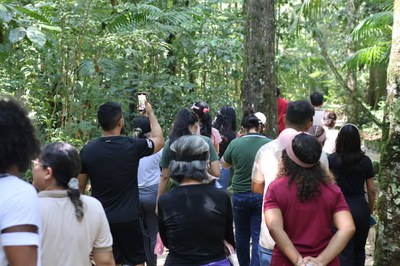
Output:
top-left (277, 97), bottom-right (288, 134)
top-left (264, 176), bottom-right (349, 266)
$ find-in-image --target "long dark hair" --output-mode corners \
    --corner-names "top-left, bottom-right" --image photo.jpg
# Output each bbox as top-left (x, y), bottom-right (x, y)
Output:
top-left (213, 106), bottom-right (237, 140)
top-left (335, 124), bottom-right (364, 171)
top-left (277, 133), bottom-right (330, 202)
top-left (192, 101), bottom-right (212, 138)
top-left (40, 142), bottom-right (84, 221)
top-left (169, 108), bottom-right (199, 144)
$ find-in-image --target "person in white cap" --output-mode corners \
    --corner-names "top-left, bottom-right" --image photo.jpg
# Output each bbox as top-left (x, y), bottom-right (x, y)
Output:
top-left (255, 112), bottom-right (267, 134)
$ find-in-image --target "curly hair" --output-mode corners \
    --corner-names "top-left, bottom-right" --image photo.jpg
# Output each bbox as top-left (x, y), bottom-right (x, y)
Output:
top-left (0, 97), bottom-right (40, 173)
top-left (277, 134), bottom-right (331, 201)
top-left (322, 111), bottom-right (337, 129)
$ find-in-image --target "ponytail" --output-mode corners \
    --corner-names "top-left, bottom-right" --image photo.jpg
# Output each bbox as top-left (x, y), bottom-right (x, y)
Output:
top-left (40, 142), bottom-right (85, 222)
top-left (67, 177), bottom-right (84, 221)
top-left (192, 102), bottom-right (212, 138)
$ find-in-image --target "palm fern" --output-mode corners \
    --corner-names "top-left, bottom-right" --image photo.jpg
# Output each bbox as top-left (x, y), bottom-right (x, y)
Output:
top-left (104, 3), bottom-right (192, 35)
top-left (346, 1), bottom-right (393, 69)
top-left (351, 11), bottom-right (393, 42)
top-left (345, 41), bottom-right (391, 69)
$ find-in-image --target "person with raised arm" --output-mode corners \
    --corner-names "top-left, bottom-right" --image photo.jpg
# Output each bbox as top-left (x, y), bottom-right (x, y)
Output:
top-left (78, 100), bottom-right (164, 266)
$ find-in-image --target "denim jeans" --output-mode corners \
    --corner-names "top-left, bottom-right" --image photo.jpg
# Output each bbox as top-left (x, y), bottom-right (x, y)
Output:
top-left (218, 167), bottom-right (231, 191)
top-left (232, 192), bottom-right (263, 266)
top-left (139, 183), bottom-right (159, 266)
top-left (258, 244), bottom-right (273, 266)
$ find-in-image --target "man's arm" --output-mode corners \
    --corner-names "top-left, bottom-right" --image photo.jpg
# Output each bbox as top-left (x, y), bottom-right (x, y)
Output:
top-left (252, 181), bottom-right (265, 195)
top-left (251, 148), bottom-right (266, 194)
top-left (4, 246), bottom-right (37, 266)
top-left (209, 160), bottom-right (220, 177)
top-left (220, 157), bottom-right (230, 169)
top-left (92, 251), bottom-right (115, 266)
top-left (78, 173), bottom-right (89, 194)
top-left (145, 101), bottom-right (164, 154)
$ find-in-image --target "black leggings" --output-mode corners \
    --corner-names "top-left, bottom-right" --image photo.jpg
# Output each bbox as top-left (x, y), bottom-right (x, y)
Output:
top-left (340, 196), bottom-right (371, 266)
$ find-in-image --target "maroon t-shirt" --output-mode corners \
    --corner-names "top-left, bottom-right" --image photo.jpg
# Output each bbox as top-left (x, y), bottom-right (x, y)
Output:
top-left (264, 176), bottom-right (349, 266)
top-left (277, 97), bottom-right (288, 134)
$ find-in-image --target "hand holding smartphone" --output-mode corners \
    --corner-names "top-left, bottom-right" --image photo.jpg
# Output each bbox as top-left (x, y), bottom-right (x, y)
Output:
top-left (138, 92), bottom-right (147, 112)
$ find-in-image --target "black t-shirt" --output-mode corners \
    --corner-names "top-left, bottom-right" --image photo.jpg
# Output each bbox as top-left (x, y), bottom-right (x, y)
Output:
top-left (158, 183), bottom-right (235, 266)
top-left (328, 154), bottom-right (374, 198)
top-left (219, 130), bottom-right (237, 158)
top-left (80, 136), bottom-right (154, 223)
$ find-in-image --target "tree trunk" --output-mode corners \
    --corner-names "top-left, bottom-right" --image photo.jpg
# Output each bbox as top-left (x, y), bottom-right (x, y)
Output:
top-left (368, 66), bottom-right (387, 109)
top-left (242, 0), bottom-right (277, 137)
top-left (345, 0), bottom-right (359, 123)
top-left (374, 0), bottom-right (400, 264)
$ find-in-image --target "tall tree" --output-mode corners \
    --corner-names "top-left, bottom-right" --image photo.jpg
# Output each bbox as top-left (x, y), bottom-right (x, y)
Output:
top-left (375, 0), bottom-right (400, 264)
top-left (242, 0), bottom-right (277, 136)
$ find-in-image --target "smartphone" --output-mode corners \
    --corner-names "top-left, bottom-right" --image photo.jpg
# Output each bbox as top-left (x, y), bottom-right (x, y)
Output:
top-left (138, 92), bottom-right (147, 112)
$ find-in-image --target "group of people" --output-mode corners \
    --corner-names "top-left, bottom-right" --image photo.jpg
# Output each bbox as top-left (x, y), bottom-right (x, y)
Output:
top-left (0, 91), bottom-right (376, 266)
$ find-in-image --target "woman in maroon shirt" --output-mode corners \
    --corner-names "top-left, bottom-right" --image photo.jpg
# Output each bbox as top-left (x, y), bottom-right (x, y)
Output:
top-left (264, 131), bottom-right (355, 266)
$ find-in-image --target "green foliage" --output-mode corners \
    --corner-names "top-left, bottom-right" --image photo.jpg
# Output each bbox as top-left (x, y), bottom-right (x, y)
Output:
top-left (1, 0), bottom-right (243, 147)
top-left (345, 42), bottom-right (391, 69)
top-left (0, 0), bottom-right (392, 148)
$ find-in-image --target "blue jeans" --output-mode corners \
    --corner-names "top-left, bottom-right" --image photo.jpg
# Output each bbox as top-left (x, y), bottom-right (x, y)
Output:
top-left (218, 167), bottom-right (231, 191)
top-left (258, 244), bottom-right (273, 266)
top-left (232, 192), bottom-right (262, 266)
top-left (139, 183), bottom-right (159, 266)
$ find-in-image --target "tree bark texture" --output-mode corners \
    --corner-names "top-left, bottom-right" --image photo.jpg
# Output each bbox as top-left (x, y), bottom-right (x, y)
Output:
top-left (242, 0), bottom-right (277, 137)
top-left (345, 0), bottom-right (359, 122)
top-left (368, 66), bottom-right (387, 109)
top-left (375, 0), bottom-right (400, 264)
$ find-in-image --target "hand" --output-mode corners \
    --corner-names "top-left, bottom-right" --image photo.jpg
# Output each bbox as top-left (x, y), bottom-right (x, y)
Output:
top-left (303, 256), bottom-right (324, 266)
top-left (145, 101), bottom-right (154, 116)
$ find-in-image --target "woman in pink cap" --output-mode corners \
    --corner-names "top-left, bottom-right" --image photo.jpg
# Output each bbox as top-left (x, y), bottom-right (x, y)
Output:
top-left (264, 131), bottom-right (355, 266)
